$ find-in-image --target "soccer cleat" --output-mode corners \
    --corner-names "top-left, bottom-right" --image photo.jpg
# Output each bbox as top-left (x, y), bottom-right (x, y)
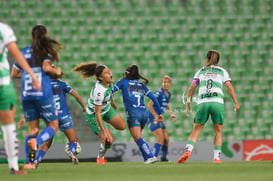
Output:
top-left (28, 138), bottom-right (37, 162)
top-left (10, 168), bottom-right (27, 175)
top-left (96, 157), bottom-right (107, 164)
top-left (144, 157), bottom-right (158, 164)
top-left (24, 163), bottom-right (38, 169)
top-left (177, 150), bottom-right (191, 163)
top-left (213, 158), bottom-right (222, 163)
top-left (160, 158), bottom-right (170, 162)
top-left (67, 151), bottom-right (79, 165)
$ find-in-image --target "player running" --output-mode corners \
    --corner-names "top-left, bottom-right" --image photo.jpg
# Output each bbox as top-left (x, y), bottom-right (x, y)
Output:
top-left (112, 65), bottom-right (163, 164)
top-left (73, 61), bottom-right (126, 164)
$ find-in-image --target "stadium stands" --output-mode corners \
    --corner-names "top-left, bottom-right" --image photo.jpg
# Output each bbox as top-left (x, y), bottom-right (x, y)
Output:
top-left (0, 0), bottom-right (272, 143)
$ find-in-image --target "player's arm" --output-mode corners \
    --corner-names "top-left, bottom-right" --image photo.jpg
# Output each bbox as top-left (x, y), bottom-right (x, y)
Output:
top-left (94, 105), bottom-right (109, 144)
top-left (111, 98), bottom-right (118, 110)
top-left (147, 100), bottom-right (158, 120)
top-left (147, 92), bottom-right (163, 122)
top-left (186, 82), bottom-right (198, 116)
top-left (224, 81), bottom-right (240, 111)
top-left (11, 65), bottom-right (22, 78)
top-left (166, 105), bottom-right (177, 122)
top-left (70, 90), bottom-right (86, 112)
top-left (7, 42), bottom-right (41, 90)
top-left (43, 60), bottom-right (62, 76)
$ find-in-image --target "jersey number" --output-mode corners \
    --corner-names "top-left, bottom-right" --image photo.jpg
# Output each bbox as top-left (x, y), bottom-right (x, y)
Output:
top-left (24, 72), bottom-right (42, 91)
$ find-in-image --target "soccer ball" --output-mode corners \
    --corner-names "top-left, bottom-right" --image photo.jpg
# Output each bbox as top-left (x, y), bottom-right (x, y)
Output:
top-left (64, 142), bottom-right (81, 155)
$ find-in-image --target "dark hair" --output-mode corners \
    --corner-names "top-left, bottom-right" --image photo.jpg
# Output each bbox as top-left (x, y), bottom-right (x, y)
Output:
top-left (206, 50), bottom-right (220, 66)
top-left (124, 65), bottom-right (149, 85)
top-left (31, 25), bottom-right (62, 66)
top-left (72, 61), bottom-right (106, 80)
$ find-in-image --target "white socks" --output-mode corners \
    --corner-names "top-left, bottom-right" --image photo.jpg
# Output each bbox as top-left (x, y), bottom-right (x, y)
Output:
top-left (213, 150), bottom-right (221, 160)
top-left (1, 123), bottom-right (19, 170)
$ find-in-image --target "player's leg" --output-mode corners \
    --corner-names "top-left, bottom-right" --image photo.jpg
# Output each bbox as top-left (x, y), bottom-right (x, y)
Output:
top-left (0, 107), bottom-right (24, 173)
top-left (35, 138), bottom-right (53, 167)
top-left (128, 111), bottom-right (156, 164)
top-left (161, 128), bottom-right (169, 161)
top-left (106, 107), bottom-right (126, 130)
top-left (211, 102), bottom-right (224, 163)
top-left (28, 98), bottom-right (59, 151)
top-left (86, 113), bottom-right (109, 164)
top-left (178, 103), bottom-right (208, 163)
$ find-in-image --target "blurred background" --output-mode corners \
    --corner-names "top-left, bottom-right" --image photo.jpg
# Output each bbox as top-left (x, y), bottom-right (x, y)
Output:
top-left (0, 0), bottom-right (272, 146)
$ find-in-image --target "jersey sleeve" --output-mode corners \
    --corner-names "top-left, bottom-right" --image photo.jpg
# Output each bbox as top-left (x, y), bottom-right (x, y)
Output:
top-left (2, 24), bottom-right (16, 45)
top-left (62, 80), bottom-right (72, 93)
top-left (223, 69), bottom-right (231, 83)
top-left (112, 79), bottom-right (123, 93)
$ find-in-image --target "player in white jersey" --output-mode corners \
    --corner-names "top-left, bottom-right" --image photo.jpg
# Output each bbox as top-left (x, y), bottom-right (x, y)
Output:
top-left (73, 62), bottom-right (126, 164)
top-left (178, 50), bottom-right (240, 163)
top-left (0, 22), bottom-right (41, 174)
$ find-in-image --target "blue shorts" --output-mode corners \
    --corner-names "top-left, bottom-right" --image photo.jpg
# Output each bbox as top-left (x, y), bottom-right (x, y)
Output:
top-left (147, 113), bottom-right (166, 132)
top-left (126, 109), bottom-right (149, 129)
top-left (58, 114), bottom-right (74, 131)
top-left (23, 97), bottom-right (58, 122)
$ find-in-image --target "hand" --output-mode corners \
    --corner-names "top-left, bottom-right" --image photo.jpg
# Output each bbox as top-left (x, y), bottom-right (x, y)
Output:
top-left (17, 117), bottom-right (26, 128)
top-left (31, 76), bottom-right (41, 91)
top-left (185, 102), bottom-right (191, 116)
top-left (234, 103), bottom-right (240, 112)
top-left (82, 106), bottom-right (86, 113)
top-left (171, 114), bottom-right (177, 122)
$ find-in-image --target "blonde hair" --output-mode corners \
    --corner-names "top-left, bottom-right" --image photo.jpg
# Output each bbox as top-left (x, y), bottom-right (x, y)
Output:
top-left (206, 50), bottom-right (220, 67)
top-left (162, 75), bottom-right (172, 83)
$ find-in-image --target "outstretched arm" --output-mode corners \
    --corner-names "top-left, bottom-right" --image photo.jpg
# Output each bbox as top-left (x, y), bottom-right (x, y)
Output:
top-left (70, 90), bottom-right (86, 112)
top-left (185, 83), bottom-right (198, 116)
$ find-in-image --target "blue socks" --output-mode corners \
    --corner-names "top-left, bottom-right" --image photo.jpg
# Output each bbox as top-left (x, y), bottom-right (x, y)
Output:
top-left (36, 150), bottom-right (46, 163)
top-left (36, 127), bottom-right (55, 146)
top-left (69, 142), bottom-right (77, 153)
top-left (161, 145), bottom-right (168, 160)
top-left (136, 138), bottom-right (154, 161)
top-left (153, 143), bottom-right (162, 157)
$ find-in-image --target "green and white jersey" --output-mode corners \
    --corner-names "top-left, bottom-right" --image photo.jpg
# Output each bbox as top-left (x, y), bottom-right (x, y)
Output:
top-left (86, 81), bottom-right (113, 116)
top-left (194, 65), bottom-right (231, 104)
top-left (0, 22), bottom-right (16, 86)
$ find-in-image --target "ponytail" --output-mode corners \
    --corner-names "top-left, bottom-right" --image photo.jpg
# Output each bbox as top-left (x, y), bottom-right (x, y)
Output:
top-left (124, 65), bottom-right (149, 85)
top-left (72, 61), bottom-right (106, 80)
top-left (206, 50), bottom-right (220, 67)
top-left (31, 25), bottom-right (62, 66)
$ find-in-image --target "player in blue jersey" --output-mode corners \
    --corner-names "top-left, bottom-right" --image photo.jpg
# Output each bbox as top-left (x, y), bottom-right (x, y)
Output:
top-left (11, 25), bottom-right (62, 169)
top-left (0, 22), bottom-right (41, 175)
top-left (112, 65), bottom-right (163, 164)
top-left (73, 62), bottom-right (126, 164)
top-left (147, 75), bottom-right (177, 162)
top-left (16, 71), bottom-right (86, 167)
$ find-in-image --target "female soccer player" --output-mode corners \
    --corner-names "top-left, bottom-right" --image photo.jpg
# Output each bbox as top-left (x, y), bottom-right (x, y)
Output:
top-left (73, 62), bottom-right (126, 164)
top-left (0, 22), bottom-right (40, 175)
top-left (177, 50), bottom-right (240, 163)
top-left (11, 24), bottom-right (62, 168)
top-left (15, 71), bottom-right (86, 167)
top-left (112, 65), bottom-right (163, 164)
top-left (147, 75), bottom-right (176, 161)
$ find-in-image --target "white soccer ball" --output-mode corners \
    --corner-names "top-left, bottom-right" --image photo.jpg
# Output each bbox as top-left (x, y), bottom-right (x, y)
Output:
top-left (64, 142), bottom-right (81, 155)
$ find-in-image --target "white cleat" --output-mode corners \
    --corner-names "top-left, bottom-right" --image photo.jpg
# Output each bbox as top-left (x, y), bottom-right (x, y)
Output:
top-left (144, 157), bottom-right (158, 164)
top-left (67, 151), bottom-right (79, 165)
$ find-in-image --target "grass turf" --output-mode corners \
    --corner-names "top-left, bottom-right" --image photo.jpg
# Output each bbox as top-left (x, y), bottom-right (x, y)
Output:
top-left (1, 161), bottom-right (272, 181)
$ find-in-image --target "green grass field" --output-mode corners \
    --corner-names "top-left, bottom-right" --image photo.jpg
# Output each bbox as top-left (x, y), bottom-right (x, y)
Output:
top-left (1, 161), bottom-right (272, 181)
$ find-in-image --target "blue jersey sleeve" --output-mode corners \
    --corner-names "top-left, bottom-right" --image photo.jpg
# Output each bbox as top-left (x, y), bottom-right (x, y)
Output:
top-left (112, 79), bottom-right (123, 93)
